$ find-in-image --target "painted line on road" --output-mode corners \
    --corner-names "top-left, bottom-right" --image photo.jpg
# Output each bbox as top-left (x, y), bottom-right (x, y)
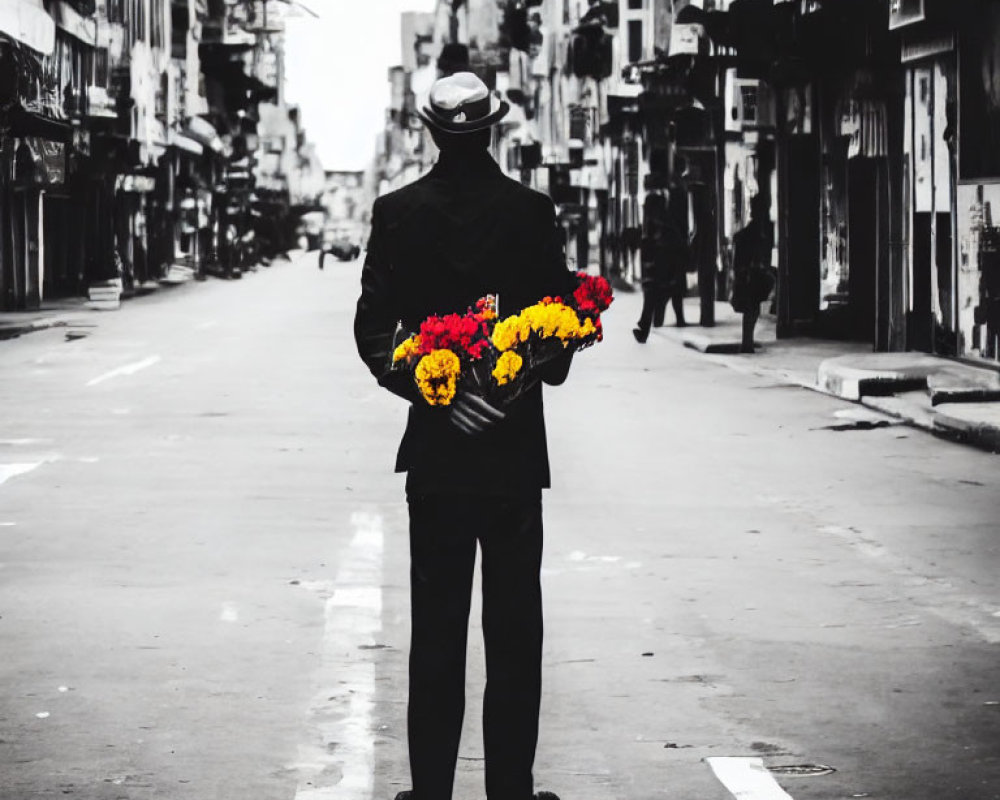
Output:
top-left (293, 510), bottom-right (384, 800)
top-left (706, 757), bottom-right (795, 800)
top-left (86, 355), bottom-right (162, 387)
top-left (0, 462), bottom-right (49, 487)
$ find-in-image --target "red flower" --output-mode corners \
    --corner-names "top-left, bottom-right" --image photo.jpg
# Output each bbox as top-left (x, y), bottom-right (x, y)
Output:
top-left (573, 273), bottom-right (614, 316)
top-left (418, 309), bottom-right (491, 360)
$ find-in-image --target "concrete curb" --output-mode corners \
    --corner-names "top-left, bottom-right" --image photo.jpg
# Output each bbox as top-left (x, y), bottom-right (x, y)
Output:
top-left (681, 331), bottom-right (745, 354)
top-left (815, 356), bottom-right (1000, 453)
top-left (816, 357), bottom-right (932, 401)
top-left (0, 314), bottom-right (88, 341)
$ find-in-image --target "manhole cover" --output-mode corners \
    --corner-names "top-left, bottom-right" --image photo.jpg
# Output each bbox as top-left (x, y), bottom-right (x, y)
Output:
top-left (767, 764), bottom-right (836, 777)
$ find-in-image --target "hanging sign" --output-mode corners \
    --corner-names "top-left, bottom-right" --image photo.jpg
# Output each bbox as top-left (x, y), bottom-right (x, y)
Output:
top-left (21, 137), bottom-right (66, 185)
top-left (115, 174), bottom-right (156, 193)
top-left (669, 23), bottom-right (703, 57)
top-left (888, 0), bottom-right (925, 30)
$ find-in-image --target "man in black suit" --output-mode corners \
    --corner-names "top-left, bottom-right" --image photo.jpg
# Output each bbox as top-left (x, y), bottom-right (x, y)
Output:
top-left (354, 72), bottom-right (575, 800)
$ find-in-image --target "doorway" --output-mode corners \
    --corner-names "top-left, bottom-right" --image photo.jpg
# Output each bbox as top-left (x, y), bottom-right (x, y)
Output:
top-left (847, 158), bottom-right (879, 343)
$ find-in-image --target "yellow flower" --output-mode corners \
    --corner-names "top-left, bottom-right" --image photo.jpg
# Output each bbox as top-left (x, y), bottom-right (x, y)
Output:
top-left (579, 317), bottom-right (596, 337)
top-left (492, 350), bottom-right (524, 386)
top-left (415, 349), bottom-right (461, 406)
top-left (393, 335), bottom-right (422, 363)
top-left (521, 302), bottom-right (582, 341)
top-left (491, 314), bottom-right (531, 351)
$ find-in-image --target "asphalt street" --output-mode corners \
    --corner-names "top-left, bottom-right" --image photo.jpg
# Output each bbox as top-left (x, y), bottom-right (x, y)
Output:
top-left (0, 251), bottom-right (998, 800)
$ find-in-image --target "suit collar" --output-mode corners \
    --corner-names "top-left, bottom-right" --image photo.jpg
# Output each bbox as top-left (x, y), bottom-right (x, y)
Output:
top-left (430, 148), bottom-right (503, 181)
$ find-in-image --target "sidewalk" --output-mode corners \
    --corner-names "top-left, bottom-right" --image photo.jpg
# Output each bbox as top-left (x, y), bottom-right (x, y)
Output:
top-left (0, 250), bottom-right (307, 341)
top-left (0, 298), bottom-right (93, 340)
top-left (645, 296), bottom-right (1000, 453)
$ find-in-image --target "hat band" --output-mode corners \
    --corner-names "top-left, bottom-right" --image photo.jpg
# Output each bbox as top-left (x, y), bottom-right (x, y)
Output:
top-left (430, 95), bottom-right (491, 123)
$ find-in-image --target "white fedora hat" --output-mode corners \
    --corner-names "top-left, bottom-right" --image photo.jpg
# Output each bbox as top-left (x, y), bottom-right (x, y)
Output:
top-left (417, 72), bottom-right (510, 134)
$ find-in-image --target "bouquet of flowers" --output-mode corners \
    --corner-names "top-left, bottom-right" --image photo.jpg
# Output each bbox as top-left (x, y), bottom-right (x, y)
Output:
top-left (390, 272), bottom-right (614, 408)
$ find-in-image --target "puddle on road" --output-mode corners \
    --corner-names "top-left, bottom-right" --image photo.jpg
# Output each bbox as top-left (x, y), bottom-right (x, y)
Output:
top-left (814, 408), bottom-right (901, 432)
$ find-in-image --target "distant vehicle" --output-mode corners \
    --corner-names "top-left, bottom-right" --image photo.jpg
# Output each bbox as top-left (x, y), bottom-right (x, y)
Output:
top-left (319, 239), bottom-right (361, 268)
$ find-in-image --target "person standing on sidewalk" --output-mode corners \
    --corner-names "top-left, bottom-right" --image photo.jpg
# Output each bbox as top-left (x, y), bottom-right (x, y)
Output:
top-left (354, 72), bottom-right (573, 800)
top-left (730, 194), bottom-right (775, 353)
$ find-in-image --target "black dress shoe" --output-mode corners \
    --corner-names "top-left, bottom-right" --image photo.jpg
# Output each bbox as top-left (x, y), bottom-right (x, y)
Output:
top-left (536, 792), bottom-right (561, 800)
top-left (632, 327), bottom-right (648, 344)
top-left (393, 792), bottom-right (413, 800)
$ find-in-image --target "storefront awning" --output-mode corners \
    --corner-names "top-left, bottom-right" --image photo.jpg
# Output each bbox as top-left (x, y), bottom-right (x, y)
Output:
top-left (0, 0), bottom-right (55, 55)
top-left (170, 130), bottom-right (204, 156)
top-left (183, 116), bottom-right (224, 153)
top-left (48, 0), bottom-right (96, 46)
top-left (8, 105), bottom-right (73, 143)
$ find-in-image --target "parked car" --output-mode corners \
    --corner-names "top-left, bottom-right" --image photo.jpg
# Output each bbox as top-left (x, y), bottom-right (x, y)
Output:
top-left (318, 239), bottom-right (361, 269)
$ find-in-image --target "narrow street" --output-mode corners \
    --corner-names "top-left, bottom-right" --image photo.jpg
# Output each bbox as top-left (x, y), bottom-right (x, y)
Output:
top-left (0, 253), bottom-right (998, 800)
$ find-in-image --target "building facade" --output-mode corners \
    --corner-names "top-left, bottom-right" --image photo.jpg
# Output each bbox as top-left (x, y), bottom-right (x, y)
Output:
top-left (371, 0), bottom-right (1000, 369)
top-left (0, 0), bottom-right (323, 311)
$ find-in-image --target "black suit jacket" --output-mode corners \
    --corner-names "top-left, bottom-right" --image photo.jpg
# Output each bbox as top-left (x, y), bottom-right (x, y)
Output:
top-left (354, 149), bottom-right (576, 496)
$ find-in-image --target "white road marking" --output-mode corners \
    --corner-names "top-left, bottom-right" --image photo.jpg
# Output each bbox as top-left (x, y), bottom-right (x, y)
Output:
top-left (220, 603), bottom-right (239, 623)
top-left (706, 757), bottom-right (795, 800)
top-left (86, 355), bottom-right (162, 387)
top-left (293, 510), bottom-right (384, 800)
top-left (0, 462), bottom-right (47, 487)
top-left (568, 550), bottom-right (621, 563)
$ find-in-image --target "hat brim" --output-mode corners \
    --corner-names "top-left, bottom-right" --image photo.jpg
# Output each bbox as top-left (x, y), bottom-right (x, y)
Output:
top-left (417, 94), bottom-right (511, 134)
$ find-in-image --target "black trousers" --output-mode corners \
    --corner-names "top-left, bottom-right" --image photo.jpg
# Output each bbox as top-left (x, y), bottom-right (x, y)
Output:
top-left (406, 492), bottom-right (544, 800)
top-left (637, 284), bottom-right (685, 333)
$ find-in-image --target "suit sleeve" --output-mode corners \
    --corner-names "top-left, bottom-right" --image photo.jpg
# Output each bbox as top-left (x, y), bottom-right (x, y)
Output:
top-left (536, 197), bottom-right (577, 387)
top-left (353, 199), bottom-right (422, 404)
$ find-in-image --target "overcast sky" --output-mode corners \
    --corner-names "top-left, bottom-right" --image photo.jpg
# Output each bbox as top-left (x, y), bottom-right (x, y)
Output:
top-left (283, 0), bottom-right (438, 172)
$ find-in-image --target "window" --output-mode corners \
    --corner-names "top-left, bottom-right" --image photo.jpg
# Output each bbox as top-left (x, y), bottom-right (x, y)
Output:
top-left (172, 0), bottom-right (189, 57)
top-left (740, 84), bottom-right (758, 125)
top-left (105, 0), bottom-right (125, 25)
top-left (95, 48), bottom-right (110, 88)
top-left (151, 0), bottom-right (164, 50)
top-left (628, 19), bottom-right (642, 63)
top-left (628, 0), bottom-right (643, 8)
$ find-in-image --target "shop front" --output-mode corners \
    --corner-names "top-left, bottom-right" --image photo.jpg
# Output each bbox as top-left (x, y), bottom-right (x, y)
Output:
top-left (953, 1), bottom-right (1000, 364)
top-left (1, 123), bottom-right (73, 310)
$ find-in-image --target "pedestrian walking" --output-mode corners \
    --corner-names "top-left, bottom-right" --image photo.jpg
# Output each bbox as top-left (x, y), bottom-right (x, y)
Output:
top-left (633, 192), bottom-right (686, 343)
top-left (354, 71), bottom-right (575, 800)
top-left (730, 193), bottom-right (775, 353)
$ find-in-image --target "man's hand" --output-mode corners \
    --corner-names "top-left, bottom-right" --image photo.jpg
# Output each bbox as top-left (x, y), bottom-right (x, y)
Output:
top-left (448, 393), bottom-right (506, 436)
